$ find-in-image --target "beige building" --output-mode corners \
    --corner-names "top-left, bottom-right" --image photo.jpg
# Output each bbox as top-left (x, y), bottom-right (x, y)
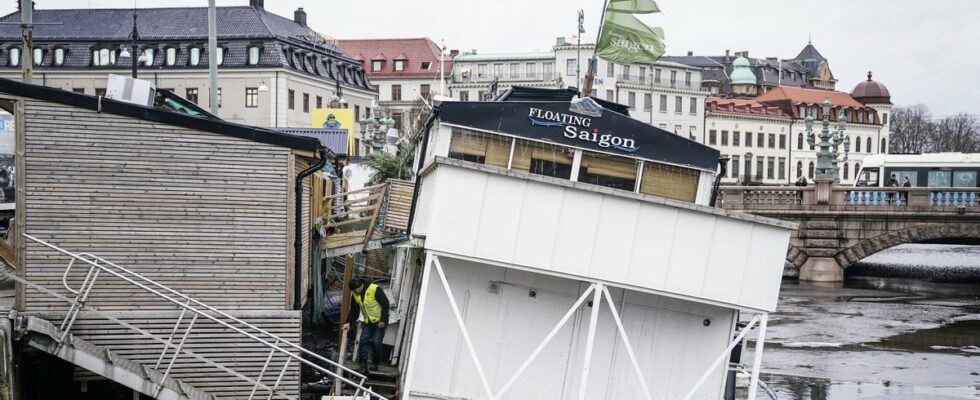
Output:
top-left (0, 0), bottom-right (378, 149)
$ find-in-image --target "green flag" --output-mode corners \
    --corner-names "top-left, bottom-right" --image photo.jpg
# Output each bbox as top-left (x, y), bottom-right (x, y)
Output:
top-left (596, 10), bottom-right (665, 65)
top-left (606, 0), bottom-right (660, 14)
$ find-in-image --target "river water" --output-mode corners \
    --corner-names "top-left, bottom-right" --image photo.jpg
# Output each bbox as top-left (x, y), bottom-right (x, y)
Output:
top-left (749, 244), bottom-right (980, 400)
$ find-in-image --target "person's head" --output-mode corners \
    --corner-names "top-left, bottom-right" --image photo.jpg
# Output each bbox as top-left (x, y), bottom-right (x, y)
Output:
top-left (349, 278), bottom-right (365, 294)
top-left (891, 174), bottom-right (897, 179)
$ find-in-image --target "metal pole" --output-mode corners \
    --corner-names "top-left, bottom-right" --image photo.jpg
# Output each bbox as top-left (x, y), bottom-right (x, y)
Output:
top-left (131, 15), bottom-right (139, 79)
top-left (747, 313), bottom-right (769, 400)
top-left (20, 0), bottom-right (32, 84)
top-left (207, 0), bottom-right (218, 114)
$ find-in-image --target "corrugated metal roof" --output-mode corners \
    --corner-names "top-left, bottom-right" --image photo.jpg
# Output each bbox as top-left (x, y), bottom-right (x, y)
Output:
top-left (272, 128), bottom-right (348, 156)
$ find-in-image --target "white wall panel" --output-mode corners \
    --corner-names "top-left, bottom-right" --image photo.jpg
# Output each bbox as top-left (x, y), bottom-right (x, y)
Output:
top-left (416, 163), bottom-right (792, 312)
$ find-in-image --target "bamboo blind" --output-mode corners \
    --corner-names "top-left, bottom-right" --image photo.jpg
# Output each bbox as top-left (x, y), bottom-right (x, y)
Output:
top-left (640, 162), bottom-right (699, 202)
top-left (580, 152), bottom-right (638, 180)
top-left (511, 138), bottom-right (574, 172)
top-left (449, 127), bottom-right (511, 168)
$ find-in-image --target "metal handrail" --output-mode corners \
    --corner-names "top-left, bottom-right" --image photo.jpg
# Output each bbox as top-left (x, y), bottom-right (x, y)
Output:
top-left (25, 234), bottom-right (389, 400)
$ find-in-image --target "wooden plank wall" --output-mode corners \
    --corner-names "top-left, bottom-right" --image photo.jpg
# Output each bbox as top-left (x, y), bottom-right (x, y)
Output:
top-left (19, 99), bottom-right (303, 397)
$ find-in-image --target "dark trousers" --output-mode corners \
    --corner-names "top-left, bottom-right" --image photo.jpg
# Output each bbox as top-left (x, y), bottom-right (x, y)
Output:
top-left (358, 322), bottom-right (385, 367)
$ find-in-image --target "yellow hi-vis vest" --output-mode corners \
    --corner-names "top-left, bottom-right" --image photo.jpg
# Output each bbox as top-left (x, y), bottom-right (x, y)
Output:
top-left (353, 283), bottom-right (382, 324)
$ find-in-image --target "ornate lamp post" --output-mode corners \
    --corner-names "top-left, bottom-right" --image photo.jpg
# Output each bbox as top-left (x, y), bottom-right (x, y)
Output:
top-left (805, 97), bottom-right (850, 183)
top-left (359, 102), bottom-right (395, 154)
top-left (118, 14), bottom-right (149, 78)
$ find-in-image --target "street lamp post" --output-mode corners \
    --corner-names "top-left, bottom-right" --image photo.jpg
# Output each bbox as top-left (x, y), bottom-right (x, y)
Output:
top-left (118, 14), bottom-right (146, 79)
top-left (359, 102), bottom-right (394, 154)
top-left (805, 97), bottom-right (850, 183)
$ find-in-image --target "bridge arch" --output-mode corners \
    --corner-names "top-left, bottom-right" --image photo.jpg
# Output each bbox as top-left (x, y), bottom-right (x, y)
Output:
top-left (834, 224), bottom-right (980, 269)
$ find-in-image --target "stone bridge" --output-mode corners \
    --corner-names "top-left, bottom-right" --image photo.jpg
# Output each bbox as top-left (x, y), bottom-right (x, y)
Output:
top-left (718, 182), bottom-right (980, 281)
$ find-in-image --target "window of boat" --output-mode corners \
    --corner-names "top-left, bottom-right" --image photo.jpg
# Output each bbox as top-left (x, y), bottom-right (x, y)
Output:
top-left (448, 127), bottom-right (511, 168)
top-left (578, 151), bottom-right (638, 191)
top-left (511, 137), bottom-right (574, 180)
top-left (639, 162), bottom-right (699, 202)
top-left (953, 171), bottom-right (977, 187)
top-left (927, 170), bottom-right (952, 188)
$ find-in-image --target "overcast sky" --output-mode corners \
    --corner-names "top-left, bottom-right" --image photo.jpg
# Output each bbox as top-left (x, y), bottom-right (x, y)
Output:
top-left (2, 0), bottom-right (978, 117)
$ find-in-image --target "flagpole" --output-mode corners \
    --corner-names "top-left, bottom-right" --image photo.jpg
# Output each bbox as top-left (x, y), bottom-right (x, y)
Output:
top-left (580, 0), bottom-right (610, 97)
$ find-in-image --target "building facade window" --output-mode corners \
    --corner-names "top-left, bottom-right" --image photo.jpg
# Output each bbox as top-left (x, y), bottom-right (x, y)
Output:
top-left (867, 137), bottom-right (873, 154)
top-left (881, 138), bottom-right (887, 153)
top-left (709, 130), bottom-right (717, 145)
top-left (420, 61), bottom-right (431, 70)
top-left (140, 48), bottom-right (153, 66)
top-left (186, 88), bottom-right (198, 104)
top-left (493, 63), bottom-right (503, 77)
top-left (92, 48), bottom-right (116, 66)
top-left (165, 47), bottom-right (177, 66)
top-left (622, 65), bottom-right (631, 79)
top-left (526, 62), bottom-right (536, 78)
top-left (778, 157), bottom-right (786, 180)
top-left (685, 71), bottom-right (692, 86)
top-left (797, 132), bottom-right (804, 149)
top-left (674, 96), bottom-right (682, 113)
top-left (779, 134), bottom-right (786, 149)
top-left (510, 63), bottom-right (519, 78)
top-left (732, 155), bottom-right (740, 178)
top-left (372, 60), bottom-right (382, 71)
top-left (654, 68), bottom-right (662, 82)
top-left (843, 163), bottom-right (849, 180)
top-left (394, 60), bottom-right (405, 71)
top-left (628, 92), bottom-right (636, 109)
top-left (669, 70), bottom-right (677, 85)
top-left (689, 126), bottom-right (697, 140)
top-left (566, 59), bottom-right (576, 76)
top-left (32, 48), bottom-right (43, 66)
top-left (354, 105), bottom-right (360, 122)
top-left (303, 93), bottom-right (310, 113)
top-left (316, 96), bottom-right (322, 109)
top-left (757, 132), bottom-right (764, 148)
top-left (768, 133), bottom-right (776, 149)
top-left (459, 91), bottom-right (469, 101)
top-left (643, 93), bottom-right (651, 110)
top-left (477, 64), bottom-right (487, 77)
top-left (796, 161), bottom-right (803, 178)
top-left (638, 66), bottom-right (646, 84)
top-left (287, 89), bottom-right (295, 109)
top-left (767, 157), bottom-right (775, 179)
top-left (420, 84), bottom-right (431, 100)
top-left (245, 88), bottom-right (259, 108)
top-left (882, 113), bottom-right (888, 125)
top-left (756, 158), bottom-right (764, 180)
top-left (95, 88), bottom-right (106, 97)
top-left (659, 95), bottom-right (667, 112)
top-left (721, 130), bottom-right (728, 146)
top-left (808, 161), bottom-right (815, 179)
top-left (733, 131), bottom-right (740, 146)
top-left (856, 136), bottom-right (862, 152)
top-left (607, 62), bottom-right (615, 77)
top-left (689, 97), bottom-right (697, 114)
top-left (72, 88), bottom-right (85, 94)
top-left (391, 85), bottom-right (401, 101)
top-left (217, 47), bottom-right (224, 66)
top-left (745, 132), bottom-right (753, 148)
top-left (542, 62), bottom-right (553, 78)
top-left (606, 89), bottom-right (614, 101)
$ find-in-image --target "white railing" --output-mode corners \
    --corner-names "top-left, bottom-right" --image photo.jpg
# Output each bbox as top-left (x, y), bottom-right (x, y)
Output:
top-left (23, 234), bottom-right (390, 400)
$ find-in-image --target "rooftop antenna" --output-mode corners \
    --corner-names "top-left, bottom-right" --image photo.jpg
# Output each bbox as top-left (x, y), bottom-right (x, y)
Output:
top-left (440, 39), bottom-right (446, 97)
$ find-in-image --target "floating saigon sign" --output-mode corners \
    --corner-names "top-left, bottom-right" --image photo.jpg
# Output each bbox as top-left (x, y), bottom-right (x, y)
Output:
top-left (527, 107), bottom-right (638, 153)
top-left (438, 101), bottom-right (719, 171)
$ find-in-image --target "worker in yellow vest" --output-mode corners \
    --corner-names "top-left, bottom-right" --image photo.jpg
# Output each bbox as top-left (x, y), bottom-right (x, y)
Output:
top-left (342, 278), bottom-right (390, 373)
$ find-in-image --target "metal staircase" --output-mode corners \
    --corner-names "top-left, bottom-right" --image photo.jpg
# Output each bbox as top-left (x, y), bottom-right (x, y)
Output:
top-left (4, 234), bottom-right (391, 399)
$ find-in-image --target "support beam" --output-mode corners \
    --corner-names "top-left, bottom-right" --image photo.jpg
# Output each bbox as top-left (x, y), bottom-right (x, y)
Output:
top-left (399, 253), bottom-right (434, 399)
top-left (682, 315), bottom-right (762, 400)
top-left (577, 282), bottom-right (603, 400)
top-left (747, 314), bottom-right (769, 400)
top-left (601, 287), bottom-right (653, 400)
top-left (432, 257), bottom-right (494, 399)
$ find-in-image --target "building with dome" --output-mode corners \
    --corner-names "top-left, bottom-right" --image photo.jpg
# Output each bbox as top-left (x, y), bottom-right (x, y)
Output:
top-left (730, 56), bottom-right (759, 96)
top-left (850, 71), bottom-right (893, 138)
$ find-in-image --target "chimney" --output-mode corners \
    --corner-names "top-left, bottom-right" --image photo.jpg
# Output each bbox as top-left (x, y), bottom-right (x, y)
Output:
top-left (294, 7), bottom-right (307, 27)
top-left (249, 0), bottom-right (264, 9)
top-left (556, 37), bottom-right (566, 46)
top-left (724, 49), bottom-right (730, 64)
top-left (471, 49), bottom-right (477, 55)
top-left (449, 49), bottom-right (460, 58)
top-left (741, 50), bottom-right (749, 58)
top-left (687, 51), bottom-right (694, 56)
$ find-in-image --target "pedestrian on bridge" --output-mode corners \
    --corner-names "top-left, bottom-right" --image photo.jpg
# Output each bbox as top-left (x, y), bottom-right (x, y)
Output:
top-left (343, 278), bottom-right (390, 374)
top-left (887, 174), bottom-right (899, 205)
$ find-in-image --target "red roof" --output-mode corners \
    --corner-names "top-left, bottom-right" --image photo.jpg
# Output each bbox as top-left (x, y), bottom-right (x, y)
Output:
top-left (756, 86), bottom-right (865, 109)
top-left (706, 96), bottom-right (790, 119)
top-left (337, 38), bottom-right (450, 80)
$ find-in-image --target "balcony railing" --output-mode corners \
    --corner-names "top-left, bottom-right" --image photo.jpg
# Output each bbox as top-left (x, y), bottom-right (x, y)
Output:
top-left (617, 74), bottom-right (706, 91)
top-left (451, 72), bottom-right (560, 84)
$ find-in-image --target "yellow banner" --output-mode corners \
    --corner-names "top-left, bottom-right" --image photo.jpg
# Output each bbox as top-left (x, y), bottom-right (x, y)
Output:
top-left (313, 109), bottom-right (356, 156)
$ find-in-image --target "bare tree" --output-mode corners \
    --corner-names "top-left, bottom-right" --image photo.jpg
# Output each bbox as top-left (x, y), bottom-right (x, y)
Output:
top-left (929, 113), bottom-right (979, 153)
top-left (888, 105), bottom-right (933, 154)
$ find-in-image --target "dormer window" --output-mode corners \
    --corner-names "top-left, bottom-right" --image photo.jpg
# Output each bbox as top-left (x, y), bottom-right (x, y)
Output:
top-left (53, 48), bottom-right (66, 66)
top-left (216, 47), bottom-right (225, 66)
top-left (394, 60), bottom-right (405, 71)
top-left (141, 48), bottom-right (154, 66)
top-left (189, 47), bottom-right (201, 66)
top-left (248, 46), bottom-right (260, 65)
top-left (165, 47), bottom-right (177, 66)
top-left (33, 48), bottom-right (43, 66)
top-left (420, 61), bottom-right (431, 70)
top-left (371, 60), bottom-right (383, 71)
top-left (92, 48), bottom-right (116, 66)
top-left (8, 47), bottom-right (19, 66)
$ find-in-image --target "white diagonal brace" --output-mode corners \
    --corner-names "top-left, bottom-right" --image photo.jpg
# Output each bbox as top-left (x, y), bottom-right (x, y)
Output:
top-left (432, 257), bottom-right (495, 400)
top-left (681, 314), bottom-right (761, 400)
top-left (493, 284), bottom-right (596, 400)
top-left (601, 286), bottom-right (653, 400)
top-left (577, 282), bottom-right (603, 400)
top-left (746, 313), bottom-right (769, 400)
